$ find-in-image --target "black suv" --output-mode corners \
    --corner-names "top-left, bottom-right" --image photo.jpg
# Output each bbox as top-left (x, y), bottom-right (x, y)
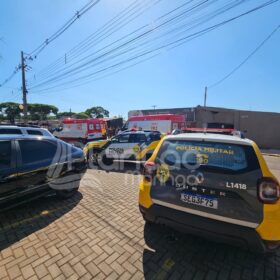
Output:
top-left (0, 135), bottom-right (87, 210)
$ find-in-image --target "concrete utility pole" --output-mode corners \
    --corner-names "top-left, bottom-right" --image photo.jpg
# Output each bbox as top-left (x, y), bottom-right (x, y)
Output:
top-left (21, 51), bottom-right (28, 124)
top-left (204, 86), bottom-right (208, 107)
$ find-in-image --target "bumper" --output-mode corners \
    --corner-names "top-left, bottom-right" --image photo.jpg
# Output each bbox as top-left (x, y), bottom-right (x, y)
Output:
top-left (139, 204), bottom-right (269, 253)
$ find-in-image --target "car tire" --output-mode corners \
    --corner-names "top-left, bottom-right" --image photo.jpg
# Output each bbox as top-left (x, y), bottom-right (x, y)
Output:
top-left (142, 214), bottom-right (154, 224)
top-left (56, 187), bottom-right (79, 199)
top-left (100, 155), bottom-right (113, 167)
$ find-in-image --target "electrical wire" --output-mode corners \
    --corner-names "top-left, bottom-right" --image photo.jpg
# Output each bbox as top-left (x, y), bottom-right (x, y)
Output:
top-left (29, 0), bottom-right (228, 88)
top-left (0, 0), bottom-right (101, 90)
top-left (208, 23), bottom-right (280, 88)
top-left (30, 0), bottom-right (264, 91)
top-left (31, 0), bottom-right (165, 81)
top-left (27, 0), bottom-right (102, 59)
top-left (0, 66), bottom-right (20, 88)
top-left (29, 0), bottom-right (279, 94)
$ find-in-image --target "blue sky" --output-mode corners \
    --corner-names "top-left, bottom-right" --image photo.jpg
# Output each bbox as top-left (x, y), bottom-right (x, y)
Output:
top-left (0, 0), bottom-right (279, 118)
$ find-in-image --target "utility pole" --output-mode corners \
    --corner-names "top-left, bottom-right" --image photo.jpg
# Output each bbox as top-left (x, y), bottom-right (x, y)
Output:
top-left (204, 86), bottom-right (207, 107)
top-left (21, 51), bottom-right (28, 125)
top-left (203, 86), bottom-right (208, 130)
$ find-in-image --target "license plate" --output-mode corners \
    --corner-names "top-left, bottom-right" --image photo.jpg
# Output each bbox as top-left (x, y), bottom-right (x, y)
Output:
top-left (180, 192), bottom-right (218, 209)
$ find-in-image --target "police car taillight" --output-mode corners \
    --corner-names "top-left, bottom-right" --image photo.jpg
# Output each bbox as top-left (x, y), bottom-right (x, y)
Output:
top-left (143, 162), bottom-right (156, 182)
top-left (258, 178), bottom-right (280, 204)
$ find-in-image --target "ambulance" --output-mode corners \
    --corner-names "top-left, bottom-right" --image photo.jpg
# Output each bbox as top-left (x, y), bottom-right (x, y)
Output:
top-left (122, 114), bottom-right (186, 134)
top-left (54, 118), bottom-right (107, 145)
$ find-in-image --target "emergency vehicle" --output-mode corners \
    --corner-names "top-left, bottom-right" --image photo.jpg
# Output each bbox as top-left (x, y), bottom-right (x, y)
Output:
top-left (122, 114), bottom-right (186, 134)
top-left (83, 130), bottom-right (163, 167)
top-left (139, 132), bottom-right (280, 252)
top-left (54, 118), bottom-right (107, 144)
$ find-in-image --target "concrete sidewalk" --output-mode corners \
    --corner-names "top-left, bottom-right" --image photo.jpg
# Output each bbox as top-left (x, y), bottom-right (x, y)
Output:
top-left (263, 154), bottom-right (280, 182)
top-left (261, 149), bottom-right (280, 157)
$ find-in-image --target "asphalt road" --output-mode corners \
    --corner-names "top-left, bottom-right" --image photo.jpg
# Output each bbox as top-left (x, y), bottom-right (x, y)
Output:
top-left (264, 155), bottom-right (280, 181)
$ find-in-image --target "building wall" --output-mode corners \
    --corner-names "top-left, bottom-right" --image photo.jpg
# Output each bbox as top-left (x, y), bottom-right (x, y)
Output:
top-left (129, 106), bottom-right (280, 149)
top-left (236, 111), bottom-right (280, 149)
top-left (195, 107), bottom-right (280, 149)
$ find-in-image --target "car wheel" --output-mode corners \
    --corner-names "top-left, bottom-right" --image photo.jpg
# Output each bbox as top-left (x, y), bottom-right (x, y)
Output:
top-left (142, 214), bottom-right (154, 224)
top-left (100, 155), bottom-right (113, 166)
top-left (56, 187), bottom-right (79, 199)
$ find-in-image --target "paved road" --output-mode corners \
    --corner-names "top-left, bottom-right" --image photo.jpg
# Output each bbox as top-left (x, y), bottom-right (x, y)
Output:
top-left (264, 155), bottom-right (280, 182)
top-left (0, 165), bottom-right (280, 280)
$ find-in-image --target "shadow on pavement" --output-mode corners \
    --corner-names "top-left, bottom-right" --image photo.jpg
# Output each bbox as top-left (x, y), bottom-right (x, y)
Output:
top-left (142, 223), bottom-right (279, 280)
top-left (88, 162), bottom-right (143, 175)
top-left (0, 192), bottom-right (82, 252)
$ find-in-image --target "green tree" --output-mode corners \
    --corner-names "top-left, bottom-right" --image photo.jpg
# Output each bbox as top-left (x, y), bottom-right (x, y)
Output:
top-left (85, 106), bottom-right (109, 118)
top-left (28, 104), bottom-right (58, 120)
top-left (75, 112), bottom-right (90, 119)
top-left (57, 111), bottom-right (76, 119)
top-left (0, 102), bottom-right (21, 123)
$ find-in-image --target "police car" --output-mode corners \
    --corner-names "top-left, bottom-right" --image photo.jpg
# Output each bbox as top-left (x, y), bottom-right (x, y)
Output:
top-left (83, 130), bottom-right (163, 167)
top-left (139, 132), bottom-right (280, 252)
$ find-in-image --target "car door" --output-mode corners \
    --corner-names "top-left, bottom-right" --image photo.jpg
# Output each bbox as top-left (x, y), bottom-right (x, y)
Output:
top-left (105, 134), bottom-right (134, 159)
top-left (16, 139), bottom-right (58, 192)
top-left (131, 133), bottom-right (147, 157)
top-left (0, 140), bottom-right (18, 197)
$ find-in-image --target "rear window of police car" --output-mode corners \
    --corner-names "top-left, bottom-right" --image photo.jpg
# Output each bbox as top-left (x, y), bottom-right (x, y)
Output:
top-left (156, 140), bottom-right (260, 172)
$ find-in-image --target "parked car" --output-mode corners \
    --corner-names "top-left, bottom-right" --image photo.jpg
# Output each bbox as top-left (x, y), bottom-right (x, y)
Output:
top-left (84, 130), bottom-right (163, 167)
top-left (0, 125), bottom-right (54, 137)
top-left (139, 133), bottom-right (280, 253)
top-left (0, 135), bottom-right (87, 210)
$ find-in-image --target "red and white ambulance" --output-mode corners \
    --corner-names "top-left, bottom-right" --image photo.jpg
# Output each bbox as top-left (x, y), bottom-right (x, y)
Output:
top-left (54, 118), bottom-right (107, 144)
top-left (122, 114), bottom-right (186, 134)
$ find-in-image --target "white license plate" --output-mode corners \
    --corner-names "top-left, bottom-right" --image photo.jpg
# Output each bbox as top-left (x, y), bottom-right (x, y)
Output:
top-left (180, 193), bottom-right (218, 209)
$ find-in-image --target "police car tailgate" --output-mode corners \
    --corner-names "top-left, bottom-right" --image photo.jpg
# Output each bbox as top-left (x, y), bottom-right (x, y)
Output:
top-left (151, 140), bottom-right (264, 228)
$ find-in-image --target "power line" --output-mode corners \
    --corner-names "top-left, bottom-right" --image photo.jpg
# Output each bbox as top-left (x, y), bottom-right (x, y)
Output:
top-left (29, 0), bottom-right (279, 94)
top-left (27, 0), bottom-right (102, 60)
top-left (0, 66), bottom-right (21, 88)
top-left (0, 0), bottom-right (101, 90)
top-left (30, 0), bottom-right (206, 85)
top-left (29, 0), bottom-right (238, 89)
top-left (32, 0), bottom-right (258, 85)
top-left (29, 0), bottom-right (278, 93)
top-left (209, 23), bottom-right (280, 88)
top-left (30, 0), bottom-right (165, 82)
